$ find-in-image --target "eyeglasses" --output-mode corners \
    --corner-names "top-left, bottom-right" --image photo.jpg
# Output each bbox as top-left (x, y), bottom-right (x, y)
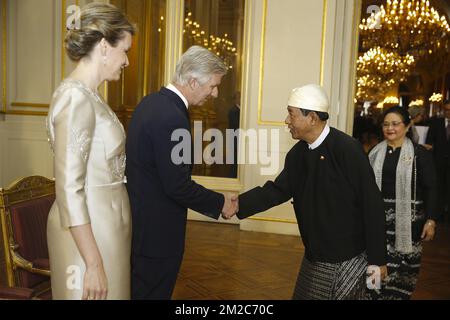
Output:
top-left (382, 121), bottom-right (404, 128)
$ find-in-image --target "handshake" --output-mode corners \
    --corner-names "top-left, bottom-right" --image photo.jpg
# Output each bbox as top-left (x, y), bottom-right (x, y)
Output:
top-left (221, 193), bottom-right (239, 220)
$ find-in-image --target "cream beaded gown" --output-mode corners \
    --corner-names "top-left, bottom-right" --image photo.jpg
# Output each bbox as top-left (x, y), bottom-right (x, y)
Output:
top-left (46, 79), bottom-right (131, 300)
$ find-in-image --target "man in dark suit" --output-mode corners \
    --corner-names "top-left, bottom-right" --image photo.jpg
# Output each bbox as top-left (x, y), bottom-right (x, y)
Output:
top-left (426, 100), bottom-right (450, 222)
top-left (126, 46), bottom-right (238, 300)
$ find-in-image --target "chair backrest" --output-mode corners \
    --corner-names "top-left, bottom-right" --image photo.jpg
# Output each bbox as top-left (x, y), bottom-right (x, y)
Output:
top-left (0, 176), bottom-right (55, 289)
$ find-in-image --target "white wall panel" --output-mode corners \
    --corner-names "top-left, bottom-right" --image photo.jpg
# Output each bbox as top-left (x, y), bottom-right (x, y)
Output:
top-left (1, 116), bottom-right (53, 187)
top-left (11, 0), bottom-right (55, 104)
top-left (259, 0), bottom-right (325, 123)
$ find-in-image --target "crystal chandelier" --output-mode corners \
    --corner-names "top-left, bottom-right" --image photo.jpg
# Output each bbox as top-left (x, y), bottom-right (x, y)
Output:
top-left (409, 99), bottom-right (424, 107)
top-left (357, 47), bottom-right (415, 79)
top-left (356, 47), bottom-right (415, 101)
top-left (359, 0), bottom-right (450, 58)
top-left (429, 92), bottom-right (443, 103)
top-left (183, 12), bottom-right (237, 68)
top-left (384, 96), bottom-right (400, 104)
top-left (356, 74), bottom-right (397, 101)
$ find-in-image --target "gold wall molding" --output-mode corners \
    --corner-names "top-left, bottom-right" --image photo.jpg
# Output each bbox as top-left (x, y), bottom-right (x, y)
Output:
top-left (236, 0), bottom-right (253, 183)
top-left (143, 0), bottom-right (151, 97)
top-left (108, 0), bottom-right (166, 121)
top-left (61, 0), bottom-right (79, 81)
top-left (164, 0), bottom-right (184, 85)
top-left (5, 110), bottom-right (48, 116)
top-left (61, 0), bottom-right (66, 81)
top-left (2, 0), bottom-right (6, 113)
top-left (346, 0), bottom-right (362, 135)
top-left (320, 0), bottom-right (328, 86)
top-left (257, 0), bottom-right (328, 126)
top-left (11, 102), bottom-right (49, 109)
top-left (247, 216), bottom-right (297, 224)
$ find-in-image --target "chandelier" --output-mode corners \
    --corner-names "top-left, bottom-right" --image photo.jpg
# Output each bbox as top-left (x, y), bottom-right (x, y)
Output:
top-left (356, 47), bottom-right (415, 101)
top-left (429, 92), bottom-right (443, 103)
top-left (409, 99), bottom-right (424, 107)
top-left (183, 12), bottom-right (237, 68)
top-left (359, 0), bottom-right (450, 58)
top-left (356, 74), bottom-right (396, 101)
top-left (384, 96), bottom-right (400, 104)
top-left (357, 47), bottom-right (415, 79)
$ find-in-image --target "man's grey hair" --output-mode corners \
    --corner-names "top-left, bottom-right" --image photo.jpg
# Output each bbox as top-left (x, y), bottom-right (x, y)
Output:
top-left (172, 45), bottom-right (228, 86)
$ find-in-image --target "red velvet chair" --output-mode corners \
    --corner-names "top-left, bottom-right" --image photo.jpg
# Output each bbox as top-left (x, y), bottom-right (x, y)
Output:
top-left (0, 176), bottom-right (54, 299)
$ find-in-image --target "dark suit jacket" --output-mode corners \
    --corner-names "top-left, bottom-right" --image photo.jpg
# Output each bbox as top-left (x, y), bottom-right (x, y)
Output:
top-left (126, 87), bottom-right (225, 258)
top-left (426, 118), bottom-right (450, 167)
top-left (237, 128), bottom-right (386, 265)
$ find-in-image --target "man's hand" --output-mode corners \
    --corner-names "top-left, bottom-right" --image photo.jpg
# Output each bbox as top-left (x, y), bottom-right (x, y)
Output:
top-left (379, 265), bottom-right (388, 281)
top-left (221, 193), bottom-right (238, 219)
top-left (421, 219), bottom-right (436, 241)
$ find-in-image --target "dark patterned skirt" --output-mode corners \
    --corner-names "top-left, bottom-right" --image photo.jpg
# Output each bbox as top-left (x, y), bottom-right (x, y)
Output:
top-left (366, 199), bottom-right (425, 300)
top-left (292, 252), bottom-right (368, 300)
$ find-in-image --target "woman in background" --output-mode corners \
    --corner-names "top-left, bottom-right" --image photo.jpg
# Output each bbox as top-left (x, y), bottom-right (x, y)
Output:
top-left (367, 106), bottom-right (438, 300)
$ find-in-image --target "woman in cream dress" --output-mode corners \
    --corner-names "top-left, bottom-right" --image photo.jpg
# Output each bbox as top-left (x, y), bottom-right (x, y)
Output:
top-left (46, 3), bottom-right (135, 300)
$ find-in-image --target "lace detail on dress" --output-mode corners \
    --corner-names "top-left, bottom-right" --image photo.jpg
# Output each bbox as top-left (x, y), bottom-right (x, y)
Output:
top-left (68, 128), bottom-right (92, 162)
top-left (54, 78), bottom-right (125, 134)
top-left (58, 79), bottom-right (104, 104)
top-left (46, 119), bottom-right (55, 154)
top-left (110, 153), bottom-right (126, 181)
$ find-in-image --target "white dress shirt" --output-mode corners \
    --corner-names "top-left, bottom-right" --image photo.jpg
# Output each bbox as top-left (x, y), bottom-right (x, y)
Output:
top-left (166, 83), bottom-right (189, 109)
top-left (308, 125), bottom-right (330, 150)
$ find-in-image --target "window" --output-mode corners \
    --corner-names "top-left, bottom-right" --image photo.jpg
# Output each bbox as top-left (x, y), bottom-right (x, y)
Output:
top-left (183, 0), bottom-right (245, 178)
